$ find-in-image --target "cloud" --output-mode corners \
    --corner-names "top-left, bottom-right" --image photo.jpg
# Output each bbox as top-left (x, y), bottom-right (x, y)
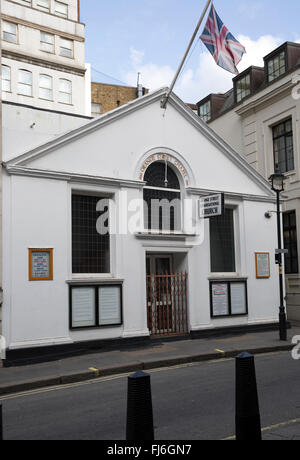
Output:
top-left (124, 35), bottom-right (283, 103)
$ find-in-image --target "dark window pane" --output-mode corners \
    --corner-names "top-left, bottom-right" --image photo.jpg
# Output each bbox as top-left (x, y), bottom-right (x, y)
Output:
top-left (268, 51), bottom-right (286, 82)
top-left (273, 119), bottom-right (294, 173)
top-left (144, 188), bottom-right (181, 231)
top-left (210, 208), bottom-right (236, 273)
top-left (144, 162), bottom-right (180, 190)
top-left (72, 195), bottom-right (110, 274)
top-left (283, 211), bottom-right (298, 274)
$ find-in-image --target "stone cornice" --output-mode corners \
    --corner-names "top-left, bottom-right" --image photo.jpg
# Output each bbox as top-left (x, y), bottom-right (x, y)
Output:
top-left (3, 165), bottom-right (147, 189)
top-left (235, 80), bottom-right (294, 117)
top-left (1, 13), bottom-right (85, 42)
top-left (2, 49), bottom-right (86, 76)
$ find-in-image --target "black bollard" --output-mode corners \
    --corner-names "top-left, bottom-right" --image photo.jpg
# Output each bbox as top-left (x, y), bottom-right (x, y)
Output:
top-left (236, 352), bottom-right (262, 441)
top-left (0, 404), bottom-right (2, 441)
top-left (126, 370), bottom-right (154, 441)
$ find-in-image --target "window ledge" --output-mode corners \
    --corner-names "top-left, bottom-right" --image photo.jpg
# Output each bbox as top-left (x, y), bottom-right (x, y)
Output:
top-left (208, 275), bottom-right (248, 281)
top-left (135, 231), bottom-right (197, 241)
top-left (66, 278), bottom-right (124, 285)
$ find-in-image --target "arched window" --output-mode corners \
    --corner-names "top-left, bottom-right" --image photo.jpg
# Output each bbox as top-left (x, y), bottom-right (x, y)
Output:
top-left (143, 161), bottom-right (181, 232)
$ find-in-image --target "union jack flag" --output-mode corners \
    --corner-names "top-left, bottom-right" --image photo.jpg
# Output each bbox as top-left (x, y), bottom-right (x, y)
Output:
top-left (200, 4), bottom-right (246, 74)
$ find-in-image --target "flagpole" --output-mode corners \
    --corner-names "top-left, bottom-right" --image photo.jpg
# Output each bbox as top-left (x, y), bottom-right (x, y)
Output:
top-left (161, 0), bottom-right (212, 109)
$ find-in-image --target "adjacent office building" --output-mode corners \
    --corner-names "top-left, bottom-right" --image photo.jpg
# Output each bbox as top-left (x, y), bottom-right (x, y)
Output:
top-left (197, 41), bottom-right (300, 321)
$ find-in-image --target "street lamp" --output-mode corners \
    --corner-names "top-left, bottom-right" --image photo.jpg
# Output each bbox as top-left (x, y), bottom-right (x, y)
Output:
top-left (269, 170), bottom-right (287, 341)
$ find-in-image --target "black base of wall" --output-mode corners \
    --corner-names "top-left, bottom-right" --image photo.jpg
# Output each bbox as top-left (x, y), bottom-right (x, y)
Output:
top-left (3, 321), bottom-right (291, 367)
top-left (3, 336), bottom-right (151, 368)
top-left (190, 321), bottom-right (291, 339)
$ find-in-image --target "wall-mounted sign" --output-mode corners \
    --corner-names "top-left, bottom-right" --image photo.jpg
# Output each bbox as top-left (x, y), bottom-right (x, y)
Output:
top-left (29, 248), bottom-right (53, 281)
top-left (211, 283), bottom-right (229, 316)
top-left (255, 252), bottom-right (270, 279)
top-left (71, 287), bottom-right (96, 328)
top-left (70, 284), bottom-right (123, 329)
top-left (210, 280), bottom-right (248, 318)
top-left (139, 153), bottom-right (190, 187)
top-left (98, 286), bottom-right (122, 325)
top-left (199, 193), bottom-right (224, 219)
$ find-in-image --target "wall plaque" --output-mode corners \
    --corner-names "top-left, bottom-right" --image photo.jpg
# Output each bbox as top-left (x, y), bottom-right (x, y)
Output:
top-left (255, 252), bottom-right (270, 279)
top-left (29, 248), bottom-right (53, 281)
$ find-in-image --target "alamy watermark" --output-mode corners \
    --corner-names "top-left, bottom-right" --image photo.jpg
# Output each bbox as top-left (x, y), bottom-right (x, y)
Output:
top-left (0, 335), bottom-right (6, 360)
top-left (291, 335), bottom-right (300, 360)
top-left (95, 193), bottom-right (205, 247)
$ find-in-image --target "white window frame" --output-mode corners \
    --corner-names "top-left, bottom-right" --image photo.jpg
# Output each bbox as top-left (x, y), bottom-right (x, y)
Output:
top-left (55, 1), bottom-right (68, 18)
top-left (2, 21), bottom-right (18, 44)
top-left (59, 38), bottom-right (73, 58)
top-left (58, 78), bottom-right (72, 104)
top-left (18, 69), bottom-right (33, 97)
top-left (39, 74), bottom-right (53, 100)
top-left (40, 31), bottom-right (55, 54)
top-left (2, 65), bottom-right (11, 92)
top-left (36, 0), bottom-right (50, 12)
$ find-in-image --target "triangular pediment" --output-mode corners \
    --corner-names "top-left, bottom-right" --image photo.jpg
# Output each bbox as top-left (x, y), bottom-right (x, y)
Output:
top-left (4, 87), bottom-right (275, 198)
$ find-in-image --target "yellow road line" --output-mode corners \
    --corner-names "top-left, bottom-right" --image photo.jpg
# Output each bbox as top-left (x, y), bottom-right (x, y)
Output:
top-left (215, 349), bottom-right (225, 355)
top-left (222, 418), bottom-right (300, 440)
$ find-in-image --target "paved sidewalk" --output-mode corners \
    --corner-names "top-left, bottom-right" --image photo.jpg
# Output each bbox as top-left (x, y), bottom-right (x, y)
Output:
top-left (0, 326), bottom-right (299, 397)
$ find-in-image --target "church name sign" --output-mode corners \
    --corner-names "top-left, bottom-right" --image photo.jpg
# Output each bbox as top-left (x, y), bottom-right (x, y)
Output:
top-left (139, 154), bottom-right (190, 187)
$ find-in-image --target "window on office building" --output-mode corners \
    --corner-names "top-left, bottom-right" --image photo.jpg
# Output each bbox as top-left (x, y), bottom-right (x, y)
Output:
top-left (59, 38), bottom-right (73, 58)
top-left (37, 0), bottom-right (50, 12)
top-left (58, 78), bottom-right (72, 104)
top-left (40, 32), bottom-right (54, 53)
top-left (18, 70), bottom-right (32, 96)
top-left (267, 51), bottom-right (286, 83)
top-left (198, 100), bottom-right (211, 122)
top-left (2, 21), bottom-right (17, 43)
top-left (210, 208), bottom-right (236, 273)
top-left (236, 74), bottom-right (251, 102)
top-left (2, 65), bottom-right (11, 92)
top-left (72, 195), bottom-right (110, 274)
top-left (55, 1), bottom-right (68, 17)
top-left (273, 119), bottom-right (294, 173)
top-left (283, 211), bottom-right (299, 274)
top-left (39, 74), bottom-right (53, 100)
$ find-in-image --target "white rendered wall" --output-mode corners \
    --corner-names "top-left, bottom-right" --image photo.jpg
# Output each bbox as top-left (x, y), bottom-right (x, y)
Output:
top-left (2, 96), bottom-right (280, 350)
top-left (2, 102), bottom-right (91, 160)
top-left (2, 173), bottom-right (279, 349)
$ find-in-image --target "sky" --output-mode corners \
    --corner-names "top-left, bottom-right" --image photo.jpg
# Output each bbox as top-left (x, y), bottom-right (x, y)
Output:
top-left (81, 0), bottom-right (300, 103)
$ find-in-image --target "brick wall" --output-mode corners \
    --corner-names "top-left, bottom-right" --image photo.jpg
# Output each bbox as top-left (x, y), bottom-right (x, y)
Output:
top-left (91, 82), bottom-right (149, 114)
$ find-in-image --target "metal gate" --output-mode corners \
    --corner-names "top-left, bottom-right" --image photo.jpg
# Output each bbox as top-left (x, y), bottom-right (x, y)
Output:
top-left (146, 273), bottom-right (189, 337)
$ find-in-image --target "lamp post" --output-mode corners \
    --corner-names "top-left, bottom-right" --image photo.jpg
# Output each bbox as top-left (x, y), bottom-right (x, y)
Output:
top-left (269, 171), bottom-right (287, 341)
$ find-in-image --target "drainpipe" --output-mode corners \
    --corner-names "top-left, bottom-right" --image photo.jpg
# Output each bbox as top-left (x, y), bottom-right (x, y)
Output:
top-left (77, 0), bottom-right (80, 21)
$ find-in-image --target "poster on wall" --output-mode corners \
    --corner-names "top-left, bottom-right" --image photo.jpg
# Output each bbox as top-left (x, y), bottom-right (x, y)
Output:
top-left (29, 248), bottom-right (53, 281)
top-left (255, 252), bottom-right (270, 279)
top-left (211, 283), bottom-right (229, 317)
top-left (230, 283), bottom-right (247, 315)
top-left (98, 286), bottom-right (122, 325)
top-left (71, 288), bottom-right (96, 328)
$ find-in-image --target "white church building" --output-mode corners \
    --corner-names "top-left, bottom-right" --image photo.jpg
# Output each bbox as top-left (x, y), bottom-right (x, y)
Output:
top-left (1, 88), bottom-right (283, 365)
